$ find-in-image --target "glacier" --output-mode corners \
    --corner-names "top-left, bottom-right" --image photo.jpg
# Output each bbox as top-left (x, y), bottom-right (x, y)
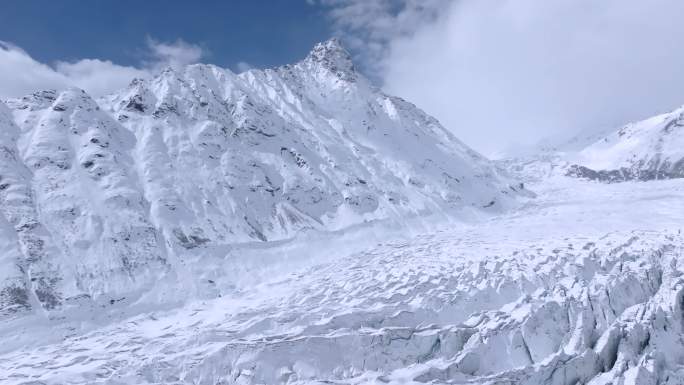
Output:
top-left (0, 39), bottom-right (683, 385)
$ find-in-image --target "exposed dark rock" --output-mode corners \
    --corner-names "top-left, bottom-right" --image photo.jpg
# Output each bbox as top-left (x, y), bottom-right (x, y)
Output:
top-left (124, 95), bottom-right (146, 113)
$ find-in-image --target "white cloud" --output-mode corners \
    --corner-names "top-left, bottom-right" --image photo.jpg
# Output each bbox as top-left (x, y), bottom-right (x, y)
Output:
top-left (322, 0), bottom-right (684, 157)
top-left (235, 61), bottom-right (252, 73)
top-left (0, 41), bottom-right (71, 99)
top-left (54, 59), bottom-right (149, 98)
top-left (319, 0), bottom-right (448, 77)
top-left (0, 38), bottom-right (206, 99)
top-left (145, 38), bottom-right (206, 71)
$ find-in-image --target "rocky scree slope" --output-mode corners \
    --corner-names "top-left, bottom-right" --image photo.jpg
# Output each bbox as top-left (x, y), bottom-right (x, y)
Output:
top-left (0, 39), bottom-right (521, 317)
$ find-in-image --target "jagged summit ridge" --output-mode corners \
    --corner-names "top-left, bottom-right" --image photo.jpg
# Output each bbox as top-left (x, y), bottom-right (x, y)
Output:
top-left (303, 37), bottom-right (357, 81)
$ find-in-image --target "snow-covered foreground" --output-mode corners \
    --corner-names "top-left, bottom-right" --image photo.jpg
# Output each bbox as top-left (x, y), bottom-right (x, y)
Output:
top-left (1, 174), bottom-right (683, 384)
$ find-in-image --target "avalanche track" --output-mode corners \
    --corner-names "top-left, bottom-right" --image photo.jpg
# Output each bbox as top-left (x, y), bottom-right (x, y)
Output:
top-left (1, 172), bottom-right (683, 384)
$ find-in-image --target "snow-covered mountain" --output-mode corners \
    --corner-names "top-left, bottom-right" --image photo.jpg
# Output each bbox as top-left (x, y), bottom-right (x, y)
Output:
top-left (5, 38), bottom-right (684, 385)
top-left (0, 39), bottom-right (521, 317)
top-left (567, 106), bottom-right (684, 182)
top-left (500, 105), bottom-right (684, 184)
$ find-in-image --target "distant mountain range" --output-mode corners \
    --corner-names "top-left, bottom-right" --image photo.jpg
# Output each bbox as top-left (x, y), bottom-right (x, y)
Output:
top-left (567, 106), bottom-right (684, 182)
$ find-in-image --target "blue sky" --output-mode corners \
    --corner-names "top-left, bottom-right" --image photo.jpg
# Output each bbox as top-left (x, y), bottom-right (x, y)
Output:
top-left (2, 0), bottom-right (684, 155)
top-left (0, 0), bottom-right (332, 70)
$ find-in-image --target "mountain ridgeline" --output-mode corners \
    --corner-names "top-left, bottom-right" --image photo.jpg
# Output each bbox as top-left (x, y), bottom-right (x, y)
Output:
top-left (567, 106), bottom-right (684, 182)
top-left (0, 39), bottom-right (522, 316)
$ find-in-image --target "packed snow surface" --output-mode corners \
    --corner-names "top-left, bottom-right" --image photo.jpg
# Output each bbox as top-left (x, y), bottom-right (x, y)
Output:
top-left (1, 40), bottom-right (684, 385)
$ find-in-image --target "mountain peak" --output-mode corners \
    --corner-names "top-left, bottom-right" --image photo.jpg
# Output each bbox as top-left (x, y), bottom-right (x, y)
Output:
top-left (309, 37), bottom-right (347, 56)
top-left (305, 38), bottom-right (357, 80)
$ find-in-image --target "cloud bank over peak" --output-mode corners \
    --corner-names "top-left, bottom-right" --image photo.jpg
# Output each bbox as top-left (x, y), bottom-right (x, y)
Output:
top-left (321, 0), bottom-right (684, 156)
top-left (144, 38), bottom-right (206, 71)
top-left (0, 38), bottom-right (206, 99)
top-left (316, 0), bottom-right (448, 78)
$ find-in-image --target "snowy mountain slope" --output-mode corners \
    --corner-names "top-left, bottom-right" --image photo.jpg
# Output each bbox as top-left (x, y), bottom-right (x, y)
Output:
top-left (1, 176), bottom-right (683, 385)
top-left (100, 39), bottom-right (518, 244)
top-left (2, 88), bottom-right (169, 318)
top-left (499, 105), bottom-right (684, 185)
top-left (0, 39), bottom-right (521, 317)
top-left (566, 106), bottom-right (684, 182)
top-left (0, 99), bottom-right (69, 316)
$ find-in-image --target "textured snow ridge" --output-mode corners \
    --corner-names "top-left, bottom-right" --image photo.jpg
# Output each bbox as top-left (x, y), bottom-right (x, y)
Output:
top-left (567, 106), bottom-right (684, 182)
top-left (0, 40), bottom-right (521, 316)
